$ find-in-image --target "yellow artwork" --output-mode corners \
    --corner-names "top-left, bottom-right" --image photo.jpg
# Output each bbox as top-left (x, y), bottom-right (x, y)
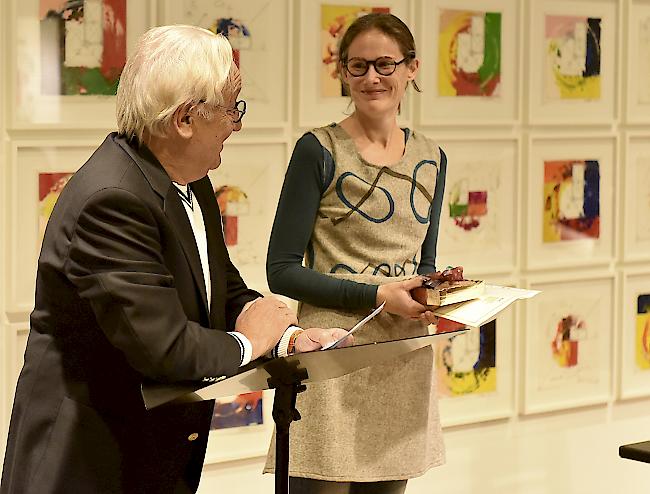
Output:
top-left (320, 4), bottom-right (390, 97)
top-left (38, 172), bottom-right (74, 245)
top-left (636, 295), bottom-right (650, 370)
top-left (545, 15), bottom-right (602, 100)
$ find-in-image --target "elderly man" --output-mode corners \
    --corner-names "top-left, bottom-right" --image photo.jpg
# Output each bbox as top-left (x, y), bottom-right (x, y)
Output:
top-left (1, 25), bottom-right (347, 494)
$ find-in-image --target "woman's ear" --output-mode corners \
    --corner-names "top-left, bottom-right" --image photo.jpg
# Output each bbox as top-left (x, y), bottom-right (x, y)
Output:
top-left (407, 57), bottom-right (420, 81)
top-left (173, 105), bottom-right (194, 140)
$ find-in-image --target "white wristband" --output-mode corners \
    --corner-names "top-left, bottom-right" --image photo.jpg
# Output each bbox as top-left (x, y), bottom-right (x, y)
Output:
top-left (274, 325), bottom-right (303, 358)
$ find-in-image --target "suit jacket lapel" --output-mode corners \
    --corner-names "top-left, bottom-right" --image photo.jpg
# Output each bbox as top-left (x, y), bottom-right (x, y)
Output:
top-left (192, 177), bottom-right (227, 330)
top-left (114, 134), bottom-right (210, 319)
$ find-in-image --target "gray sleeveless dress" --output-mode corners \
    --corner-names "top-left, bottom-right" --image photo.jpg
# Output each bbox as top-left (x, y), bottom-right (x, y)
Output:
top-left (264, 124), bottom-right (445, 481)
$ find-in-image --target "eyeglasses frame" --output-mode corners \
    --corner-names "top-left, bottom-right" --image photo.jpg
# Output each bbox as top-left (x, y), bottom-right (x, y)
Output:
top-left (194, 99), bottom-right (247, 124)
top-left (342, 54), bottom-right (415, 77)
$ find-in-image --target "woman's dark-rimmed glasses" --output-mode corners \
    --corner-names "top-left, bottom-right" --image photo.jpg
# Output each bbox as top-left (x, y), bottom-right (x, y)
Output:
top-left (344, 56), bottom-right (411, 77)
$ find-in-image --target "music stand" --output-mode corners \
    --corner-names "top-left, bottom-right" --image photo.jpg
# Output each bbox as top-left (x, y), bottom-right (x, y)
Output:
top-left (619, 441), bottom-right (650, 464)
top-left (142, 330), bottom-right (467, 494)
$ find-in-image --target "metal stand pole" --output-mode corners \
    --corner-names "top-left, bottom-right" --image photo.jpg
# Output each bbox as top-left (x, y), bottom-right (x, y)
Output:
top-left (268, 367), bottom-right (308, 494)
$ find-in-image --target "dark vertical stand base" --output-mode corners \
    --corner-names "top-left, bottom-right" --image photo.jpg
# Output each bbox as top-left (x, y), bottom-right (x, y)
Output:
top-left (269, 366), bottom-right (308, 494)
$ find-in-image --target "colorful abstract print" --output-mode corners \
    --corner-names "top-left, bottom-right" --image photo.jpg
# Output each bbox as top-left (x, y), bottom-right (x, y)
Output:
top-left (545, 15), bottom-right (601, 100)
top-left (551, 314), bottom-right (586, 368)
top-left (210, 17), bottom-right (252, 67)
top-left (637, 295), bottom-right (650, 370)
top-left (39, 172), bottom-right (74, 244)
top-left (210, 392), bottom-right (263, 430)
top-left (438, 10), bottom-right (501, 97)
top-left (436, 319), bottom-right (497, 397)
top-left (543, 160), bottom-right (600, 243)
top-left (320, 4), bottom-right (390, 97)
top-left (436, 320), bottom-right (497, 397)
top-left (448, 179), bottom-right (487, 231)
top-left (40, 0), bottom-right (126, 96)
top-left (214, 185), bottom-right (249, 246)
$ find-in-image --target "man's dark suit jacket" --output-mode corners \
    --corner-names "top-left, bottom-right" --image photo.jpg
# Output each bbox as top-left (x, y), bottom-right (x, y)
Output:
top-left (0, 133), bottom-right (260, 493)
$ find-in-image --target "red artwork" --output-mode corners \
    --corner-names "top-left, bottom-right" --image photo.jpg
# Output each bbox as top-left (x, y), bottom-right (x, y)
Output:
top-left (551, 315), bottom-right (585, 367)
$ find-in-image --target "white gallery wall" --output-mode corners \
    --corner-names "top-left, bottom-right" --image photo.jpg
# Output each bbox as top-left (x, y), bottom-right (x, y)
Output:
top-left (2, 0), bottom-right (650, 493)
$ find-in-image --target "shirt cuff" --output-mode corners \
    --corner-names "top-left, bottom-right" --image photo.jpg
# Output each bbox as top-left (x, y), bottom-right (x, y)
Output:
top-left (273, 325), bottom-right (304, 358)
top-left (227, 331), bottom-right (253, 367)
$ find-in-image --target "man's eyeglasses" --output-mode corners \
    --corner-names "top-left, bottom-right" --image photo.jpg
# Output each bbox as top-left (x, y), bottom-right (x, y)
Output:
top-left (220, 99), bottom-right (247, 123)
top-left (343, 56), bottom-right (412, 77)
top-left (197, 99), bottom-right (247, 123)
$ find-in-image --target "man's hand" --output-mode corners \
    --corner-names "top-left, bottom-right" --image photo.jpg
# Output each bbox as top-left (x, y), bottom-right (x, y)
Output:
top-left (376, 277), bottom-right (428, 319)
top-left (294, 328), bottom-right (353, 353)
top-left (235, 297), bottom-right (298, 359)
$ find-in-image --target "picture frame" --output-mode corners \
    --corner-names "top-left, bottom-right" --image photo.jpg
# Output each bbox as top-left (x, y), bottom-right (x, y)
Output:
top-left (436, 276), bottom-right (516, 428)
top-left (527, 0), bottom-right (619, 125)
top-left (622, 132), bottom-right (650, 262)
top-left (525, 134), bottom-right (616, 271)
top-left (619, 269), bottom-right (650, 399)
top-left (417, 0), bottom-right (520, 126)
top-left (433, 135), bottom-right (519, 276)
top-left (523, 271), bottom-right (614, 415)
top-left (8, 0), bottom-right (154, 129)
top-left (161, 0), bottom-right (290, 128)
top-left (296, 0), bottom-right (411, 130)
top-left (207, 140), bottom-right (287, 294)
top-left (6, 140), bottom-right (103, 315)
top-left (204, 389), bottom-right (275, 464)
top-left (625, 0), bottom-right (650, 123)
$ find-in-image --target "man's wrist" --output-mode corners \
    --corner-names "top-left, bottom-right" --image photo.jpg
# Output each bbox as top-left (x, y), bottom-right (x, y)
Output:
top-left (228, 332), bottom-right (253, 366)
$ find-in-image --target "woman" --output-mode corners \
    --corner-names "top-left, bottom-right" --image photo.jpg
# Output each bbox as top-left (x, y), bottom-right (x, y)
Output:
top-left (264, 13), bottom-right (447, 494)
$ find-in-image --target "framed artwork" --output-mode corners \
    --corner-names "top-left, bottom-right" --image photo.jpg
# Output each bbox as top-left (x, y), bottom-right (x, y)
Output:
top-left (207, 141), bottom-right (286, 294)
top-left (523, 272), bottom-right (614, 414)
top-left (436, 285), bottom-right (515, 427)
top-left (527, 0), bottom-right (618, 124)
top-left (622, 133), bottom-right (650, 262)
top-left (162, 0), bottom-right (290, 128)
top-left (418, 0), bottom-right (520, 125)
top-left (625, 1), bottom-right (650, 123)
top-left (620, 270), bottom-right (650, 399)
top-left (205, 389), bottom-right (274, 463)
top-left (525, 135), bottom-right (616, 270)
top-left (7, 141), bottom-right (100, 315)
top-left (8, 0), bottom-right (153, 128)
top-left (434, 136), bottom-right (518, 276)
top-left (297, 0), bottom-right (411, 129)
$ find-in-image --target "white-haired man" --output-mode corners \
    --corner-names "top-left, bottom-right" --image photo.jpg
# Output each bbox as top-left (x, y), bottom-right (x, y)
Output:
top-left (1, 25), bottom-right (348, 494)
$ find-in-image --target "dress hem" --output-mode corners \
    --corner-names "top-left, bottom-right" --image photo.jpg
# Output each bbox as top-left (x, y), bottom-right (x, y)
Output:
top-left (261, 458), bottom-right (445, 482)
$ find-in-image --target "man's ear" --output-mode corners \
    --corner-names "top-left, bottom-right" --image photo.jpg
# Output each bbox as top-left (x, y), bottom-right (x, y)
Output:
top-left (173, 105), bottom-right (194, 140)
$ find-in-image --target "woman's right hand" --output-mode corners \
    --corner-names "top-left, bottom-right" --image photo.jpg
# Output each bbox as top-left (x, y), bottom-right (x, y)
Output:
top-left (376, 277), bottom-right (428, 319)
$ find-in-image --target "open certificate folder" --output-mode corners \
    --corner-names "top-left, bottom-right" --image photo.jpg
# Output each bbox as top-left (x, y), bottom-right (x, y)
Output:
top-left (433, 285), bottom-right (540, 328)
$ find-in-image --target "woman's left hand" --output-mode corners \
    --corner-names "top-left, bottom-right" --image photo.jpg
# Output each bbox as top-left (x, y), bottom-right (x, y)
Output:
top-left (376, 277), bottom-right (428, 319)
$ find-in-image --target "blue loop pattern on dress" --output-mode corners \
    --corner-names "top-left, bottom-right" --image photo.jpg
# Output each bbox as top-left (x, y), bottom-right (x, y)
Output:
top-left (411, 160), bottom-right (438, 224)
top-left (336, 172), bottom-right (395, 223)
